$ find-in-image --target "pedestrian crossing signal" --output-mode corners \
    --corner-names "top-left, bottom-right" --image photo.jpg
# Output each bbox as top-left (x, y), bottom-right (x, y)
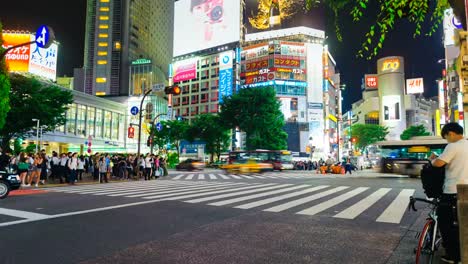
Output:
top-left (164, 85), bottom-right (181, 95)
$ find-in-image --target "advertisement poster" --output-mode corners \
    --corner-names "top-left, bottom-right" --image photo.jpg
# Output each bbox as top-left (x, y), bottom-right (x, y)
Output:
top-left (364, 74), bottom-right (378, 89)
top-left (382, 95), bottom-right (401, 121)
top-left (174, 0), bottom-right (241, 57)
top-left (29, 42), bottom-right (58, 81)
top-left (173, 58), bottom-right (198, 82)
top-left (244, 0), bottom-right (325, 33)
top-left (219, 51), bottom-right (234, 103)
top-left (2, 33), bottom-right (32, 72)
top-left (406, 78), bottom-right (424, 94)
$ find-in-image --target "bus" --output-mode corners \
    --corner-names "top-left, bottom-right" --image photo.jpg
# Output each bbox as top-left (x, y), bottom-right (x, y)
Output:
top-left (375, 136), bottom-right (448, 177)
top-left (227, 150), bottom-right (294, 171)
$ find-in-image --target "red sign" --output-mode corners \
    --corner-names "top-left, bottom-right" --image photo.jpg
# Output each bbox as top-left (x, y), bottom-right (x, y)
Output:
top-left (245, 72), bottom-right (275, 84)
top-left (365, 74), bottom-right (378, 89)
top-left (274, 57), bottom-right (300, 67)
top-left (460, 111), bottom-right (464, 121)
top-left (245, 59), bottom-right (268, 71)
top-left (173, 58), bottom-right (197, 82)
top-left (128, 126), bottom-right (135, 139)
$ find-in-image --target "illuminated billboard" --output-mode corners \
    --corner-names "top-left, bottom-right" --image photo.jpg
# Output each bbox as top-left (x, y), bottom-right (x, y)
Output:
top-left (173, 58), bottom-right (198, 82)
top-left (244, 0), bottom-right (325, 34)
top-left (382, 95), bottom-right (401, 121)
top-left (364, 74), bottom-right (378, 89)
top-left (2, 32), bottom-right (58, 81)
top-left (406, 78), bottom-right (424, 94)
top-left (173, 0), bottom-right (241, 57)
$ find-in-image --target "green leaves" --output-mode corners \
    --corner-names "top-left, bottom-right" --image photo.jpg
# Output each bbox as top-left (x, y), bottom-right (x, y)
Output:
top-left (400, 125), bottom-right (431, 140)
top-left (0, 23), bottom-right (11, 131)
top-left (349, 124), bottom-right (389, 150)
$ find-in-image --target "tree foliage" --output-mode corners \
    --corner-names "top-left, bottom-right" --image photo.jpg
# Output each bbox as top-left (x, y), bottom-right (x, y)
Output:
top-left (0, 74), bottom-right (73, 151)
top-left (220, 87), bottom-right (287, 150)
top-left (306, 0), bottom-right (454, 59)
top-left (349, 124), bottom-right (389, 150)
top-left (0, 22), bottom-right (11, 131)
top-left (151, 119), bottom-right (190, 157)
top-left (400, 124), bottom-right (431, 140)
top-left (186, 114), bottom-right (231, 162)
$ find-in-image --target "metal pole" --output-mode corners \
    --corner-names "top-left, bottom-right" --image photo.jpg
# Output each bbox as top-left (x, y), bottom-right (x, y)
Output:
top-left (136, 89), bottom-right (153, 159)
top-left (35, 120), bottom-right (40, 153)
top-left (39, 126), bottom-right (43, 151)
top-left (149, 113), bottom-right (166, 154)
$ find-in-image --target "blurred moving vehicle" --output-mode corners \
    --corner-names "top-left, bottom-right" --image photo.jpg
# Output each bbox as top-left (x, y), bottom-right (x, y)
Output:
top-left (0, 169), bottom-right (21, 199)
top-left (221, 159), bottom-right (273, 174)
top-left (175, 159), bottom-right (205, 171)
top-left (228, 150), bottom-right (293, 171)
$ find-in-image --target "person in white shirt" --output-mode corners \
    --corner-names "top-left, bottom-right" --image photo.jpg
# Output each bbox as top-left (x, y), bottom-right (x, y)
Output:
top-left (68, 153), bottom-right (78, 185)
top-left (77, 155), bottom-right (85, 181)
top-left (430, 122), bottom-right (468, 263)
top-left (144, 154), bottom-right (152, 181)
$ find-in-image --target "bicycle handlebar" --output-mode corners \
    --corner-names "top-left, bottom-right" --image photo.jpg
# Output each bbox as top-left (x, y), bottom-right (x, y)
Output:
top-left (408, 196), bottom-right (437, 212)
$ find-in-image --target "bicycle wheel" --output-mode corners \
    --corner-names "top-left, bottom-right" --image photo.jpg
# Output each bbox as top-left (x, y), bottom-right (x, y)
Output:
top-left (416, 219), bottom-right (435, 264)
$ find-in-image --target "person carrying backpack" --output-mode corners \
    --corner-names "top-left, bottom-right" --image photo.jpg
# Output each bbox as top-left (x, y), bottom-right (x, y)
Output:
top-left (430, 122), bottom-right (468, 264)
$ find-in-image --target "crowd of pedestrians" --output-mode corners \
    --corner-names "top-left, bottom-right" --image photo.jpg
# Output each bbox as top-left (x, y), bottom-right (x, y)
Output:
top-left (0, 150), bottom-right (169, 188)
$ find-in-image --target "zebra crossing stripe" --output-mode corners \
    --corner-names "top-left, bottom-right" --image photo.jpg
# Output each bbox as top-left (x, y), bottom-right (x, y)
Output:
top-left (136, 184), bottom-right (244, 199)
top-left (184, 184), bottom-right (292, 203)
top-left (263, 186), bottom-right (349, 213)
top-left (334, 188), bottom-right (392, 219)
top-left (172, 174), bottom-right (185, 180)
top-left (218, 174), bottom-right (230, 179)
top-left (150, 183), bottom-right (271, 201)
top-left (234, 185), bottom-right (330, 209)
top-left (238, 175), bottom-right (254, 179)
top-left (104, 183), bottom-right (220, 197)
top-left (50, 181), bottom-right (179, 193)
top-left (198, 174), bottom-right (205, 180)
top-left (376, 189), bottom-right (415, 224)
top-left (186, 174), bottom-right (195, 180)
top-left (209, 174), bottom-right (217, 179)
top-left (208, 185), bottom-right (311, 206)
top-left (297, 187), bottom-right (369, 216)
top-left (125, 182), bottom-right (243, 198)
top-left (95, 183), bottom-right (191, 196)
top-left (229, 174), bottom-right (242, 179)
top-left (252, 175), bottom-right (266, 179)
top-left (0, 208), bottom-right (50, 220)
top-left (77, 182), bottom-right (186, 195)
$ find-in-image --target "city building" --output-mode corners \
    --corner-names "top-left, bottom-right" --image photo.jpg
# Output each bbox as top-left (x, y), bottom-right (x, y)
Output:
top-left (80, 0), bottom-right (174, 96)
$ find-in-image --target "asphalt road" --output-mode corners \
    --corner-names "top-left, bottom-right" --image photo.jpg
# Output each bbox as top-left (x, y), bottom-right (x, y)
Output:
top-left (0, 170), bottom-right (428, 264)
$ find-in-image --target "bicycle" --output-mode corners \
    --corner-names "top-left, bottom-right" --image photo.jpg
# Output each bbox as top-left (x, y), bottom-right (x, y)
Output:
top-left (408, 196), bottom-right (443, 264)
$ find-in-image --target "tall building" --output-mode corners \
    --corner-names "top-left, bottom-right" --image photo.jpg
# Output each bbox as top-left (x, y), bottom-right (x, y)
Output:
top-left (82, 0), bottom-right (174, 96)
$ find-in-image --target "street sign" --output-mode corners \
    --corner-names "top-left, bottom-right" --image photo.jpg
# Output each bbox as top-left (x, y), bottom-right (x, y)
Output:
top-left (152, 83), bottom-right (165, 92)
top-left (35, 25), bottom-right (55, 49)
top-left (167, 106), bottom-right (173, 120)
top-left (130, 106), bottom-right (139, 115)
top-left (156, 122), bottom-right (163, 132)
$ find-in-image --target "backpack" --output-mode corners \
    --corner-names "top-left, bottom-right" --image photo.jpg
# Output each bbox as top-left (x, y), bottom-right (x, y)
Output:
top-left (420, 163), bottom-right (445, 198)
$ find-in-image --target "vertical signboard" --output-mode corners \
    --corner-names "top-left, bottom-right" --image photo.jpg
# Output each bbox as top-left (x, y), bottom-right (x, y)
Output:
top-left (219, 51), bottom-right (234, 103)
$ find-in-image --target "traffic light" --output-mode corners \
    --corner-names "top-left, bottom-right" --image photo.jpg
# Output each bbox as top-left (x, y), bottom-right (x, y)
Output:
top-left (165, 85), bottom-right (181, 95)
top-left (127, 126), bottom-right (135, 139)
top-left (146, 137), bottom-right (153, 147)
top-left (351, 137), bottom-right (357, 143)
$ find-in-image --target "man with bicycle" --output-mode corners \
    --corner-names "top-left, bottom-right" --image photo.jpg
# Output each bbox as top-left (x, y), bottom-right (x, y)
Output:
top-left (430, 122), bottom-right (468, 263)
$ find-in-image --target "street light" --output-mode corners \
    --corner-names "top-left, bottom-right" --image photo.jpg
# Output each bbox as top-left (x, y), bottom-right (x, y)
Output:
top-left (32, 119), bottom-right (40, 153)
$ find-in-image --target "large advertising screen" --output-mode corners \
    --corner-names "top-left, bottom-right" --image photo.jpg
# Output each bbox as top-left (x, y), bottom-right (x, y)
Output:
top-left (244, 0), bottom-right (325, 34)
top-left (173, 58), bottom-right (198, 82)
top-left (2, 32), bottom-right (58, 81)
top-left (382, 95), bottom-right (401, 121)
top-left (173, 0), bottom-right (241, 57)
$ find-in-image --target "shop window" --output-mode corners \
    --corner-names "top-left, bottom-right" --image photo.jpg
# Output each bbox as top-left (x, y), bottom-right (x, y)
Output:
top-left (66, 104), bottom-right (77, 134)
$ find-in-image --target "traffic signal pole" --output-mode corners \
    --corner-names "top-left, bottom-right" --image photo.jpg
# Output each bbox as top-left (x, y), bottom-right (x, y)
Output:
top-left (136, 88), bottom-right (153, 160)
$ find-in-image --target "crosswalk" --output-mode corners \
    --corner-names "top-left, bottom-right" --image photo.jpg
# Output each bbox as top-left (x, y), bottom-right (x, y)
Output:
top-left (170, 172), bottom-right (315, 180)
top-left (46, 181), bottom-right (416, 224)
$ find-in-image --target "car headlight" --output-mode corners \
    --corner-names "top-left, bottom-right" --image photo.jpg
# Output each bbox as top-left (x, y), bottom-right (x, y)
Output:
top-left (7, 175), bottom-right (20, 181)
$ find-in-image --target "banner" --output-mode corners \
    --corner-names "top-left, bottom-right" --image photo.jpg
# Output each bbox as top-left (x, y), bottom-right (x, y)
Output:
top-left (173, 58), bottom-right (197, 82)
top-left (219, 51), bottom-right (234, 103)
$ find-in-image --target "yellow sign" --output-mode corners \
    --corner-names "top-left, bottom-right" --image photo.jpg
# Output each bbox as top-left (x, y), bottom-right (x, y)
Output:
top-left (408, 146), bottom-right (430, 153)
top-left (381, 58), bottom-right (400, 72)
top-left (328, 114), bottom-right (338, 123)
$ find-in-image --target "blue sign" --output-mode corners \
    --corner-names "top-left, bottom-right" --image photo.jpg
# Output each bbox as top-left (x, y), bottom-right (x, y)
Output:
top-left (219, 68), bottom-right (233, 103)
top-left (130, 106), bottom-right (139, 115)
top-left (156, 122), bottom-right (163, 132)
top-left (35, 25), bottom-right (51, 48)
top-left (180, 140), bottom-right (206, 154)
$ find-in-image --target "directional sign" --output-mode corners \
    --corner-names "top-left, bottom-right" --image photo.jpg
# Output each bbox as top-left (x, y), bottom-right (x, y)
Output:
top-left (152, 83), bottom-right (165, 92)
top-left (167, 106), bottom-right (173, 120)
top-left (156, 122), bottom-right (163, 132)
top-left (130, 106), bottom-right (139, 116)
top-left (35, 25), bottom-right (55, 49)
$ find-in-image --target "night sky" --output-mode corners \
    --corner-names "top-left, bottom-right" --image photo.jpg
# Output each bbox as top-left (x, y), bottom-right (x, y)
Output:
top-left (0, 1), bottom-right (444, 112)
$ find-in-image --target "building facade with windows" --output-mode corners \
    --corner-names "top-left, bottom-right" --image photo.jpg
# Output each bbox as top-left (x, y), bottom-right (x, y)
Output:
top-left (81, 0), bottom-right (174, 96)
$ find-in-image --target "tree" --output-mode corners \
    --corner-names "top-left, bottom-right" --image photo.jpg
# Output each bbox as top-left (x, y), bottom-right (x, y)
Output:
top-left (0, 74), bottom-right (73, 152)
top-left (220, 87), bottom-right (287, 150)
top-left (0, 22), bottom-right (11, 131)
top-left (400, 125), bottom-right (431, 140)
top-left (349, 124), bottom-right (389, 150)
top-left (151, 119), bottom-right (189, 157)
top-left (187, 114), bottom-right (231, 162)
top-left (305, 0), bottom-right (460, 59)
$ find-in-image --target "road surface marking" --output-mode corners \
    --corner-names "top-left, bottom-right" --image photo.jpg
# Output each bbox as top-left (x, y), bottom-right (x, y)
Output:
top-left (125, 182), bottom-right (242, 198)
top-left (209, 185), bottom-right (310, 206)
top-left (198, 174), bottom-right (205, 180)
top-left (234, 185), bottom-right (329, 209)
top-left (154, 184), bottom-right (270, 201)
top-left (137, 185), bottom-right (239, 199)
top-left (186, 174), bottom-right (194, 180)
top-left (105, 183), bottom-right (222, 197)
top-left (209, 174), bottom-right (217, 179)
top-left (376, 189), bottom-right (415, 224)
top-left (229, 174), bottom-right (242, 179)
top-left (297, 187), bottom-right (369, 216)
top-left (218, 174), bottom-right (230, 179)
top-left (172, 174), bottom-right (185, 180)
top-left (185, 184), bottom-right (292, 203)
top-left (0, 208), bottom-right (50, 220)
top-left (263, 186), bottom-right (349, 212)
top-left (334, 188), bottom-right (392, 219)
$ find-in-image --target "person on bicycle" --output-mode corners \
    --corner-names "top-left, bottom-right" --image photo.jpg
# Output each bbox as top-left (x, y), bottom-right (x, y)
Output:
top-left (430, 122), bottom-right (468, 263)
